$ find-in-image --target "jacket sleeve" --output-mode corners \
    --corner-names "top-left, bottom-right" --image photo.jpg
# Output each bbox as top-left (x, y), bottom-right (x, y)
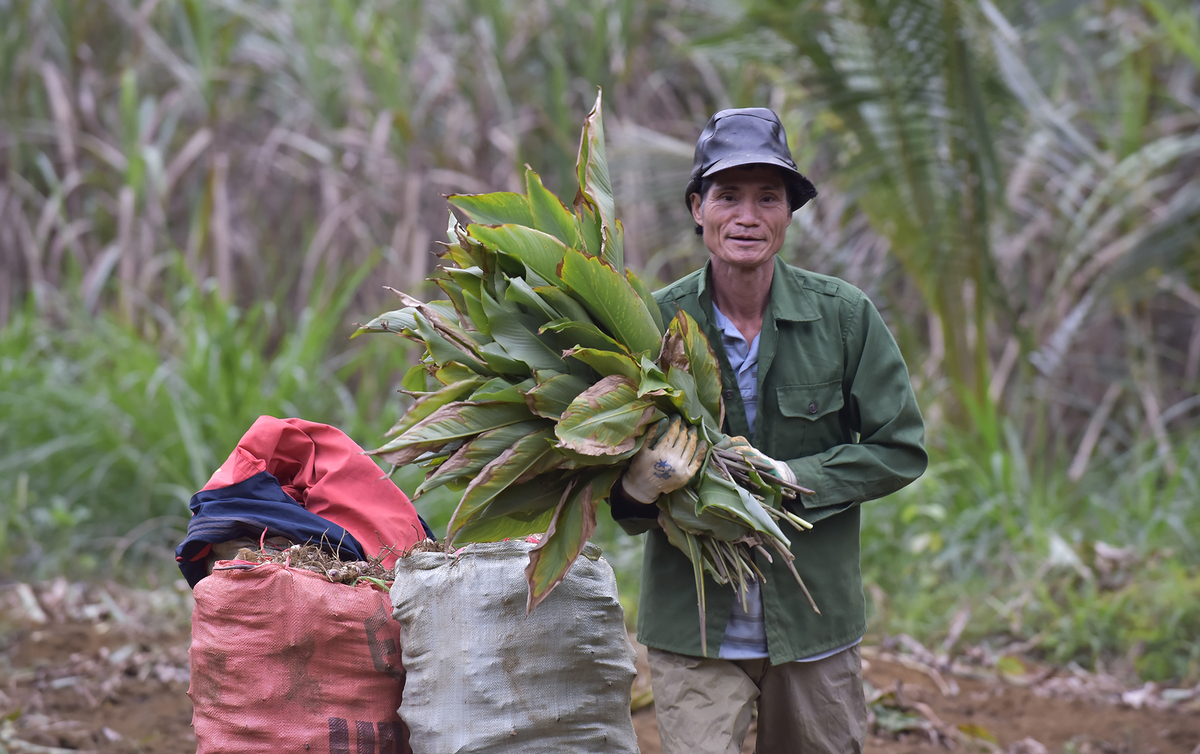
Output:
top-left (608, 478), bottom-right (661, 535)
top-left (784, 294), bottom-right (927, 522)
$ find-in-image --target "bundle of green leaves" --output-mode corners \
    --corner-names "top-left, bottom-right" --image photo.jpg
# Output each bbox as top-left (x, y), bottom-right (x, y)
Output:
top-left (357, 93), bottom-right (816, 641)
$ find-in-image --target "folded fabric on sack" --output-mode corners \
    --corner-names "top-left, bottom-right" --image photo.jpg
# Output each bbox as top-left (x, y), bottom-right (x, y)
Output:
top-left (176, 415), bottom-right (432, 587)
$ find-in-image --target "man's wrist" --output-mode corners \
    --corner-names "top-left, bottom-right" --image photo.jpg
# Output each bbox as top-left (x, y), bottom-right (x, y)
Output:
top-left (610, 478), bottom-right (660, 519)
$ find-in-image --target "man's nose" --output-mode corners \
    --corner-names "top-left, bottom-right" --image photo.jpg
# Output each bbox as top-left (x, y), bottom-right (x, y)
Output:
top-left (734, 198), bottom-right (761, 224)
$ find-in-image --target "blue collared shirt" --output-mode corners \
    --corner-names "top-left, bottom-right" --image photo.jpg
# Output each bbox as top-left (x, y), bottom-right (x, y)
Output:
top-left (711, 303), bottom-right (862, 663)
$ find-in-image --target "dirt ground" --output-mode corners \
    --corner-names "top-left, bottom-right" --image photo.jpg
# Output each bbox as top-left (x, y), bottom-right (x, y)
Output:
top-left (1, 578), bottom-right (1198, 754)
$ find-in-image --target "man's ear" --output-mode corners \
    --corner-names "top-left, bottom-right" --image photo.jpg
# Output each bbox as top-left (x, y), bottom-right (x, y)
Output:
top-left (689, 193), bottom-right (704, 226)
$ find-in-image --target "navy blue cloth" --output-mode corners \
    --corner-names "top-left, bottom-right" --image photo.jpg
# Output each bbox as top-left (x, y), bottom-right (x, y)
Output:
top-left (175, 470), bottom-right (368, 587)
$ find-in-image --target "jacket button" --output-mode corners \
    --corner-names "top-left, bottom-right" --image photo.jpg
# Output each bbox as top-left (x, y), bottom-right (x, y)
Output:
top-left (808, 402), bottom-right (818, 414)
top-left (723, 389), bottom-right (735, 400)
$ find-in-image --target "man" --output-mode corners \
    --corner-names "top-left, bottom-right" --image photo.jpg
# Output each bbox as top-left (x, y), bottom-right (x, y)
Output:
top-left (611, 108), bottom-right (928, 753)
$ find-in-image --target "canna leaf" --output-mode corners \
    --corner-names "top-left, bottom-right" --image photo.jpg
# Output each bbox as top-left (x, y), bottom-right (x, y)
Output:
top-left (553, 438), bottom-right (645, 467)
top-left (555, 375), bottom-right (662, 456)
top-left (468, 224), bottom-right (571, 289)
top-left (575, 90), bottom-right (622, 270)
top-left (562, 346), bottom-right (641, 381)
top-left (476, 342), bottom-right (535, 376)
top-left (369, 401), bottom-right (535, 466)
top-left (450, 459), bottom-right (572, 537)
top-left (450, 499), bottom-right (559, 544)
top-left (468, 376), bottom-right (534, 403)
top-left (434, 363), bottom-right (479, 385)
top-left (417, 419), bottom-right (551, 496)
top-left (636, 360), bottom-right (679, 399)
top-left (400, 363), bottom-right (430, 392)
top-left (526, 167), bottom-right (580, 248)
top-left (533, 284), bottom-right (595, 326)
top-left (662, 487), bottom-right (745, 541)
top-left (388, 290), bottom-right (489, 353)
top-left (353, 307), bottom-right (419, 338)
top-left (626, 269), bottom-right (665, 334)
top-left (422, 298), bottom-right (464, 325)
top-left (447, 427), bottom-right (558, 543)
top-left (558, 249), bottom-right (661, 359)
top-left (696, 469), bottom-right (790, 546)
top-left (575, 202), bottom-right (603, 259)
top-left (480, 288), bottom-right (564, 372)
top-left (415, 314), bottom-right (494, 377)
top-left (443, 232), bottom-right (494, 274)
top-left (664, 366), bottom-right (717, 427)
top-left (504, 275), bottom-right (561, 322)
top-left (524, 372), bottom-right (590, 419)
top-left (448, 191), bottom-right (534, 227)
top-left (524, 467), bottom-right (620, 612)
top-left (460, 290), bottom-right (490, 337)
top-left (364, 92), bottom-right (816, 633)
top-left (540, 319), bottom-right (631, 355)
top-left (435, 277), bottom-right (467, 315)
top-left (667, 310), bottom-right (724, 427)
top-left (386, 377), bottom-right (487, 438)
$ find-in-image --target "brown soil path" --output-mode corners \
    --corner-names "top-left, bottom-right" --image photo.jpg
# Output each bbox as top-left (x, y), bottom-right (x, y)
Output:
top-left (1, 580), bottom-right (1197, 753)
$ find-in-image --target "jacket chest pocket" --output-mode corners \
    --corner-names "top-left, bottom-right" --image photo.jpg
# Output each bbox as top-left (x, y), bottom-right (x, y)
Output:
top-left (772, 380), bottom-right (845, 453)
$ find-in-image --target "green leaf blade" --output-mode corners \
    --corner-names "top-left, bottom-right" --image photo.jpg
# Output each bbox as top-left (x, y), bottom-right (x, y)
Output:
top-left (448, 192), bottom-right (534, 227)
top-left (446, 427), bottom-right (558, 543)
top-left (524, 468), bottom-right (620, 612)
top-left (468, 224), bottom-right (571, 289)
top-left (524, 372), bottom-right (590, 419)
top-left (575, 90), bottom-right (621, 269)
top-left (558, 249), bottom-right (662, 359)
top-left (369, 401), bottom-right (535, 466)
top-left (526, 168), bottom-right (581, 248)
top-left (554, 375), bottom-right (660, 457)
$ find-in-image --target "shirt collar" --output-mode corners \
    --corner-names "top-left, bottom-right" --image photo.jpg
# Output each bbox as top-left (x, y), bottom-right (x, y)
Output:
top-left (699, 256), bottom-right (823, 324)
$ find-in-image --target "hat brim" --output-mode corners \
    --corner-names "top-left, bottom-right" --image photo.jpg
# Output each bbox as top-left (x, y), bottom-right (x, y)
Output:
top-left (687, 155), bottom-right (817, 213)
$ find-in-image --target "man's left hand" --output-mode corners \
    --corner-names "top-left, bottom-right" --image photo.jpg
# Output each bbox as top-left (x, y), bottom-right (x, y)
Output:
top-left (714, 435), bottom-right (796, 485)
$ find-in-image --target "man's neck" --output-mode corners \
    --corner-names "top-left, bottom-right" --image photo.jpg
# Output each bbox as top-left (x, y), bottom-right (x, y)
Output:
top-left (709, 257), bottom-right (774, 343)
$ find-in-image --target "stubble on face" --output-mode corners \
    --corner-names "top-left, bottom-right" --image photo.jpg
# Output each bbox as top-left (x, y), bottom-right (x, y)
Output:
top-left (690, 165), bottom-right (793, 275)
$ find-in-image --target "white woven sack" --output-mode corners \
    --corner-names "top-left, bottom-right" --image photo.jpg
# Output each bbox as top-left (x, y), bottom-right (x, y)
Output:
top-left (391, 540), bottom-right (639, 754)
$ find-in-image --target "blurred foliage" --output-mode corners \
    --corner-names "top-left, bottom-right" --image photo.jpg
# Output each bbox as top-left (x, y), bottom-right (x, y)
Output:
top-left (0, 258), bottom-right (455, 580)
top-left (1, 0), bottom-right (1198, 680)
top-left (862, 422), bottom-right (1200, 681)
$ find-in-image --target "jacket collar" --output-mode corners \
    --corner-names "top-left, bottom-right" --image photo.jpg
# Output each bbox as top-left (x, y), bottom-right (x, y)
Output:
top-left (767, 256), bottom-right (823, 322)
top-left (697, 256), bottom-right (823, 323)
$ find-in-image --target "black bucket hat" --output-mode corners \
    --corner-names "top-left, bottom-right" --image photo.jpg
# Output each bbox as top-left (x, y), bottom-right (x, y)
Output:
top-left (685, 108), bottom-right (817, 213)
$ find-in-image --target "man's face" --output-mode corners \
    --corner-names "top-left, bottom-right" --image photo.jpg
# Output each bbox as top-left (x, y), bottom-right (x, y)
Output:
top-left (690, 165), bottom-right (792, 272)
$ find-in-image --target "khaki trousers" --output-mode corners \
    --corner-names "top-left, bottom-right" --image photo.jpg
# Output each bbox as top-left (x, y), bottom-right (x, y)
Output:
top-left (647, 646), bottom-right (866, 754)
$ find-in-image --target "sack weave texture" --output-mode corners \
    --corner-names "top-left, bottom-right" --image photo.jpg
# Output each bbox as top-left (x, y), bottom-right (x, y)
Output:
top-left (189, 563), bottom-right (410, 753)
top-left (391, 540), bottom-right (639, 754)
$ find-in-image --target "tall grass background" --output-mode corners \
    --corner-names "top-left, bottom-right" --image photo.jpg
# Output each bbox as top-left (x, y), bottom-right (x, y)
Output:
top-left (2, 0), bottom-right (1198, 682)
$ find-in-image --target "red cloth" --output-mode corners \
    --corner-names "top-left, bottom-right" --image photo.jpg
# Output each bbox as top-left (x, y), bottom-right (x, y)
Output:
top-left (203, 416), bottom-right (423, 568)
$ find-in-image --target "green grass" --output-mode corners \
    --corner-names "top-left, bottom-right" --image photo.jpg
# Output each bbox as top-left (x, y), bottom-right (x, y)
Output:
top-left (0, 261), bottom-right (447, 582)
top-left (860, 421), bottom-right (1200, 683)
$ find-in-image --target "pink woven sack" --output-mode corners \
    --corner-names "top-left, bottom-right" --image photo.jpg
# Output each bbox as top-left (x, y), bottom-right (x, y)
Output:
top-left (189, 562), bottom-right (410, 754)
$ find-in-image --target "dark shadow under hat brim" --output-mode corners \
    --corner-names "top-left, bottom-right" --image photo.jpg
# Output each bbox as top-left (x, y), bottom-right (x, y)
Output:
top-left (686, 155), bottom-right (818, 213)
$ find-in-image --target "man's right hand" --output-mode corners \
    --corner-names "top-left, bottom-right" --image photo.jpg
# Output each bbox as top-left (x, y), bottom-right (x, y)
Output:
top-left (621, 417), bottom-right (707, 504)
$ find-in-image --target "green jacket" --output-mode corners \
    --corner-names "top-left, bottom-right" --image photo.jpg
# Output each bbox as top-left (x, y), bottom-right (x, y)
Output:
top-left (626, 257), bottom-right (927, 663)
